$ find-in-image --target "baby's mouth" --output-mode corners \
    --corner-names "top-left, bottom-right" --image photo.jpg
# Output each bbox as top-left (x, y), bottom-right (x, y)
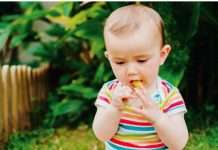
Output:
top-left (130, 80), bottom-right (143, 88)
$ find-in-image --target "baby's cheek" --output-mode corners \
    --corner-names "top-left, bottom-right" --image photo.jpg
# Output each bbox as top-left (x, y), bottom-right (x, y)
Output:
top-left (111, 66), bottom-right (122, 78)
top-left (145, 63), bottom-right (159, 75)
top-left (115, 71), bottom-right (127, 83)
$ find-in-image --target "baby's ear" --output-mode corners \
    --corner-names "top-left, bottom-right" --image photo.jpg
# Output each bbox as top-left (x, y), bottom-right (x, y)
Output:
top-left (104, 51), bottom-right (109, 58)
top-left (160, 44), bottom-right (171, 65)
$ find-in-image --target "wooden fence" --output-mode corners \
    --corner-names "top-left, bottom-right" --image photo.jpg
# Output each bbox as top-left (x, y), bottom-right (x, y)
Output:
top-left (0, 64), bottom-right (50, 145)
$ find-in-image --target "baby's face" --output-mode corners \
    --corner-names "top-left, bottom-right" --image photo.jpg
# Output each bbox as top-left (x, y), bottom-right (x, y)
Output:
top-left (105, 24), bottom-right (169, 90)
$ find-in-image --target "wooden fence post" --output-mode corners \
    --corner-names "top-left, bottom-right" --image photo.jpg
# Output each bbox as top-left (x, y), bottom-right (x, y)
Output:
top-left (0, 64), bottom-right (50, 144)
top-left (21, 65), bottom-right (31, 129)
top-left (32, 68), bottom-right (38, 107)
top-left (0, 67), bottom-right (3, 145)
top-left (1, 65), bottom-right (11, 141)
top-left (10, 66), bottom-right (19, 132)
top-left (26, 67), bottom-right (33, 111)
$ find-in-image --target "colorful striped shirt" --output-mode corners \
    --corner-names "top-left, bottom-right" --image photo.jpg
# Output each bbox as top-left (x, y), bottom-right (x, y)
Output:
top-left (95, 77), bottom-right (187, 150)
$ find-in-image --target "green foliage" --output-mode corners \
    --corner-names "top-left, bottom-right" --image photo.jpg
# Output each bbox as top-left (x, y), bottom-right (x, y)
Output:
top-left (6, 128), bottom-right (55, 150)
top-left (51, 99), bottom-right (83, 117)
top-left (0, 28), bottom-right (10, 50)
top-left (3, 2), bottom-right (218, 149)
top-left (185, 109), bottom-right (218, 150)
top-left (186, 126), bottom-right (218, 150)
top-left (0, 2), bottom-right (199, 127)
top-left (6, 125), bottom-right (104, 150)
top-left (6, 120), bottom-right (218, 150)
top-left (59, 84), bottom-right (97, 100)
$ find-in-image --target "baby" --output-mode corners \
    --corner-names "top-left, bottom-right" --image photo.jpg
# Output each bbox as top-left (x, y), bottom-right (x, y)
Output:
top-left (93, 4), bottom-right (188, 150)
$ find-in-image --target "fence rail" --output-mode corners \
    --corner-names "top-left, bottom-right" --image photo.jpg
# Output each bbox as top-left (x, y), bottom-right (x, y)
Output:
top-left (0, 64), bottom-right (50, 145)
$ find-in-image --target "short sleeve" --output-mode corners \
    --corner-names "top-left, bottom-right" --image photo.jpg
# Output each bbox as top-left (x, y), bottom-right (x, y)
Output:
top-left (162, 88), bottom-right (187, 115)
top-left (94, 83), bottom-right (112, 108)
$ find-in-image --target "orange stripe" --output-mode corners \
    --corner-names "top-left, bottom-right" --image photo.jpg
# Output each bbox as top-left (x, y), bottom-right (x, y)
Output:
top-left (162, 95), bottom-right (182, 109)
top-left (114, 134), bottom-right (160, 143)
top-left (122, 112), bottom-right (146, 120)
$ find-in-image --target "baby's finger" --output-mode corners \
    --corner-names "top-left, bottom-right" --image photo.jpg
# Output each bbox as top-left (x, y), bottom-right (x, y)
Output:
top-left (131, 107), bottom-right (146, 116)
top-left (122, 94), bottom-right (137, 101)
top-left (119, 85), bottom-right (134, 98)
top-left (134, 89), bottom-right (146, 103)
top-left (134, 88), bottom-right (151, 107)
top-left (123, 85), bottom-right (133, 93)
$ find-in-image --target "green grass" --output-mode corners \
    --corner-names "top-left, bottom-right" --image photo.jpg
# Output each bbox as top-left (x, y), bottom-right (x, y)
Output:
top-left (6, 125), bottom-right (104, 150)
top-left (185, 125), bottom-right (218, 150)
top-left (5, 123), bottom-right (218, 150)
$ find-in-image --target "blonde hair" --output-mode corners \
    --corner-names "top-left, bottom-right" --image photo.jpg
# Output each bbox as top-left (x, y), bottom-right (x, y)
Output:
top-left (104, 4), bottom-right (165, 46)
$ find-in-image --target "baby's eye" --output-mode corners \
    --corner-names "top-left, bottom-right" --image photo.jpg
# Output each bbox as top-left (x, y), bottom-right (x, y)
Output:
top-left (115, 62), bottom-right (125, 65)
top-left (137, 59), bottom-right (148, 63)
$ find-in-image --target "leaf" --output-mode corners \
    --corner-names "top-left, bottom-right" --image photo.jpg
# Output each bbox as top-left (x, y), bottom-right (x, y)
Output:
top-left (186, 3), bottom-right (201, 42)
top-left (0, 22), bottom-right (9, 31)
top-left (46, 24), bottom-right (66, 36)
top-left (47, 15), bottom-right (74, 29)
top-left (51, 99), bottom-right (83, 117)
top-left (59, 74), bottom-right (72, 85)
top-left (47, 4), bottom-right (86, 29)
top-left (67, 11), bottom-right (87, 29)
top-left (1, 14), bottom-right (21, 22)
top-left (86, 2), bottom-right (108, 19)
top-left (74, 20), bottom-right (104, 57)
top-left (93, 63), bottom-right (105, 84)
top-left (59, 84), bottom-right (97, 100)
top-left (49, 2), bottom-right (73, 16)
top-left (160, 68), bottom-right (185, 87)
top-left (0, 29), bottom-right (10, 50)
top-left (26, 42), bottom-right (51, 59)
top-left (47, 9), bottom-right (60, 17)
top-left (171, 3), bottom-right (201, 43)
top-left (10, 33), bottom-right (27, 48)
top-left (23, 10), bottom-right (47, 20)
top-left (90, 38), bottom-right (104, 57)
top-left (62, 2), bottom-right (73, 16)
top-left (107, 2), bottom-right (127, 11)
top-left (19, 2), bottom-right (39, 10)
top-left (47, 2), bottom-right (106, 30)
top-left (74, 20), bottom-right (103, 39)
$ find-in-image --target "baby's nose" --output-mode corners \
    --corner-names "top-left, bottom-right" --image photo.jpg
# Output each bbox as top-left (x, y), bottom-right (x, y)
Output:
top-left (127, 63), bottom-right (137, 75)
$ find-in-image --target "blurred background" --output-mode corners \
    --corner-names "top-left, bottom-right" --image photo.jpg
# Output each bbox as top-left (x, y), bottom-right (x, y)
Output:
top-left (0, 1), bottom-right (218, 150)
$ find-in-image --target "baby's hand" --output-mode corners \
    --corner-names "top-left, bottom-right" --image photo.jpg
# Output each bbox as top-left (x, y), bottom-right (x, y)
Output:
top-left (111, 83), bottom-right (134, 110)
top-left (132, 88), bottom-right (163, 123)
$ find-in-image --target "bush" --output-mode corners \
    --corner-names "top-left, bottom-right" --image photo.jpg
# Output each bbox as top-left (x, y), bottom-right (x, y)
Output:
top-left (0, 2), bottom-right (195, 127)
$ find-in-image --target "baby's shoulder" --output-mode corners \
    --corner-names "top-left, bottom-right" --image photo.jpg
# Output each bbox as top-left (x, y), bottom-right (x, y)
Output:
top-left (159, 78), bottom-right (178, 94)
top-left (102, 79), bottom-right (119, 91)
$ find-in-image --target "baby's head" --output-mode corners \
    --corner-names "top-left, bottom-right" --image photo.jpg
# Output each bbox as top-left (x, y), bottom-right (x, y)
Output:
top-left (104, 4), bottom-right (171, 89)
top-left (104, 4), bottom-right (165, 48)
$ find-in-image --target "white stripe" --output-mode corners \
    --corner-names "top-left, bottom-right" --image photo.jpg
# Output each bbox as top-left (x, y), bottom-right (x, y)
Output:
top-left (118, 127), bottom-right (156, 135)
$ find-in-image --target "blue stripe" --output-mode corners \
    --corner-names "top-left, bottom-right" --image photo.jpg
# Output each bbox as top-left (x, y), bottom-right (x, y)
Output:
top-left (120, 124), bottom-right (155, 131)
top-left (168, 105), bottom-right (186, 112)
top-left (106, 141), bottom-right (168, 150)
top-left (105, 142), bottom-right (117, 150)
top-left (167, 105), bottom-right (187, 113)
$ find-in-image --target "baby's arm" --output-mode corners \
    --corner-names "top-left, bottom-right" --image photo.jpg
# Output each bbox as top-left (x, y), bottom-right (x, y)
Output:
top-left (92, 84), bottom-right (133, 142)
top-left (133, 107), bottom-right (188, 150)
top-left (92, 105), bottom-right (121, 142)
top-left (133, 88), bottom-right (188, 150)
top-left (153, 112), bottom-right (188, 150)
